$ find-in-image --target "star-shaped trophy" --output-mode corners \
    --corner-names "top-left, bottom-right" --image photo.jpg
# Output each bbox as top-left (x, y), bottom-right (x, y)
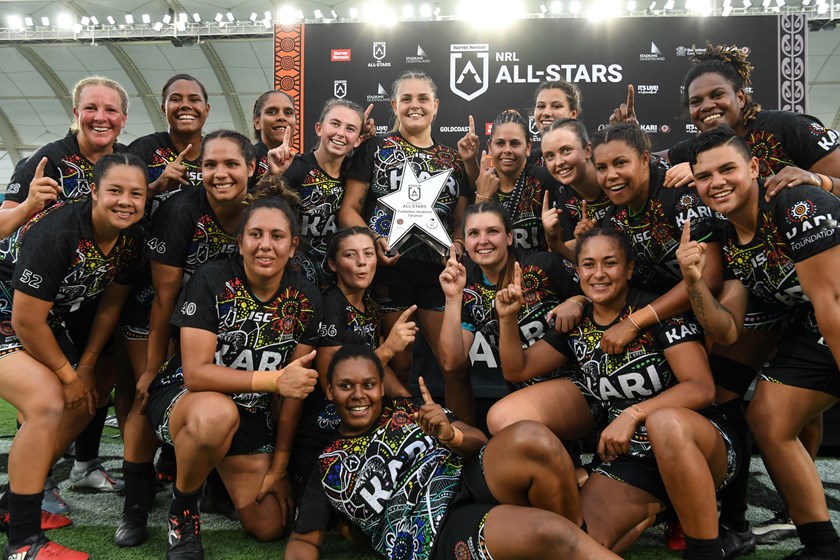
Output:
top-left (377, 163), bottom-right (453, 256)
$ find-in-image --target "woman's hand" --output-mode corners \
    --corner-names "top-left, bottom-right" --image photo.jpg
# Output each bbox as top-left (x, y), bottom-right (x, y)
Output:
top-left (663, 162), bottom-right (694, 188)
top-left (763, 166), bottom-right (824, 201)
top-left (134, 369), bottom-right (158, 414)
top-left (676, 219), bottom-right (706, 287)
top-left (255, 469), bottom-right (293, 526)
top-left (546, 298), bottom-right (585, 333)
top-left (23, 157), bottom-right (60, 214)
top-left (439, 245), bottom-right (467, 298)
top-left (475, 151), bottom-right (500, 201)
top-left (276, 351), bottom-right (318, 399)
top-left (62, 375), bottom-right (90, 411)
top-left (541, 190), bottom-right (563, 246)
top-left (375, 235), bottom-right (400, 266)
top-left (608, 85), bottom-right (638, 125)
top-left (597, 409), bottom-right (639, 462)
top-left (267, 127), bottom-right (295, 176)
top-left (414, 377), bottom-right (456, 442)
top-left (600, 318), bottom-right (639, 354)
top-left (495, 262), bottom-right (524, 319)
top-left (457, 116), bottom-right (479, 163)
top-left (382, 305), bottom-right (418, 356)
top-left (151, 145), bottom-right (191, 194)
top-left (572, 201), bottom-right (597, 241)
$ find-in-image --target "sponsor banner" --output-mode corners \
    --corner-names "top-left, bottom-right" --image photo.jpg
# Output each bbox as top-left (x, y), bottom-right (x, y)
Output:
top-left (288, 16), bottom-right (803, 154)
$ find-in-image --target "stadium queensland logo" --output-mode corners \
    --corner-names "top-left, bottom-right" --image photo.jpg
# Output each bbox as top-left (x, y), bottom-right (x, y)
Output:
top-left (334, 80), bottom-right (347, 99)
top-left (450, 44), bottom-right (489, 101)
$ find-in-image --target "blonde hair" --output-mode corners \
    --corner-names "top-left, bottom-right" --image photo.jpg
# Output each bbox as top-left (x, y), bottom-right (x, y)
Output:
top-left (70, 75), bottom-right (129, 133)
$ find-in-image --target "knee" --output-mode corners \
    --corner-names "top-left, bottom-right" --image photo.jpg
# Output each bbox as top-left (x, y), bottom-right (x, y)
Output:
top-left (529, 515), bottom-right (587, 554)
top-left (182, 398), bottom-right (239, 445)
top-left (646, 408), bottom-right (691, 457)
top-left (242, 516), bottom-right (286, 542)
top-left (486, 401), bottom-right (517, 436)
top-left (746, 400), bottom-right (775, 444)
top-left (25, 387), bottom-right (66, 425)
top-left (503, 420), bottom-right (565, 464)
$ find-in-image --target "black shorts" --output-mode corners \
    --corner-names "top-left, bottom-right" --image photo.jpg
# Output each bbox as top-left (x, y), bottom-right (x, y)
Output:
top-left (761, 326), bottom-right (840, 397)
top-left (710, 354), bottom-right (757, 397)
top-left (370, 258), bottom-right (445, 313)
top-left (431, 447), bottom-right (498, 560)
top-left (147, 380), bottom-right (276, 456)
top-left (743, 295), bottom-right (790, 331)
top-left (594, 406), bottom-right (740, 504)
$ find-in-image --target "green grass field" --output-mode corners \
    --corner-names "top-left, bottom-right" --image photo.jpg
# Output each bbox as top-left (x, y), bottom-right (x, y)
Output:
top-left (0, 400), bottom-right (826, 559)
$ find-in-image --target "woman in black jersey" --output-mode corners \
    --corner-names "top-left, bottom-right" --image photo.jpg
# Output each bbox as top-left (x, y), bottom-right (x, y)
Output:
top-left (338, 70), bottom-right (470, 387)
top-left (292, 227), bottom-right (415, 484)
top-left (280, 99), bottom-right (365, 291)
top-left (437, 202), bottom-right (581, 422)
top-left (540, 118), bottom-right (612, 261)
top-left (251, 90), bottom-right (298, 184)
top-left (0, 153), bottom-right (147, 560)
top-left (529, 80), bottom-right (582, 167)
top-left (0, 76), bottom-right (129, 238)
top-left (115, 130), bottom-right (257, 547)
top-left (473, 110), bottom-right (562, 252)
top-left (138, 183), bottom-right (321, 558)
top-left (488, 227), bottom-right (738, 560)
top-left (678, 128), bottom-right (840, 560)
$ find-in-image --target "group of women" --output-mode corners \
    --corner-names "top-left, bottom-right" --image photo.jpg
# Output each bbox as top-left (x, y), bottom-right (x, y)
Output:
top-left (0, 41), bottom-right (838, 560)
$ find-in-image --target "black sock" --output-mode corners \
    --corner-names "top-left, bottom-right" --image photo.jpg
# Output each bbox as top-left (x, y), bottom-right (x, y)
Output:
top-left (123, 461), bottom-right (155, 514)
top-left (74, 405), bottom-right (109, 463)
top-left (718, 398), bottom-right (750, 532)
top-left (8, 491), bottom-right (43, 545)
top-left (798, 521), bottom-right (840, 557)
top-left (157, 444), bottom-right (176, 472)
top-left (685, 535), bottom-right (723, 560)
top-left (171, 486), bottom-right (201, 516)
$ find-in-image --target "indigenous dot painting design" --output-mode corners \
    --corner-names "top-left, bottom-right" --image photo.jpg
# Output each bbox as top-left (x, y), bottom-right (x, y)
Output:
top-left (495, 172), bottom-right (549, 251)
top-left (609, 200), bottom-right (681, 286)
top-left (214, 278), bottom-right (315, 411)
top-left (58, 153), bottom-right (94, 201)
top-left (748, 129), bottom-right (793, 178)
top-left (57, 238), bottom-right (132, 312)
top-left (184, 214), bottom-right (237, 279)
top-left (273, 24), bottom-right (304, 153)
top-left (786, 200), bottom-right (815, 223)
top-left (317, 399), bottom-right (463, 560)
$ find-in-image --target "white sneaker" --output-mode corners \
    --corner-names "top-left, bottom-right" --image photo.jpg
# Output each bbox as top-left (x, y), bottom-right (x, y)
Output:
top-left (42, 476), bottom-right (69, 514)
top-left (69, 461), bottom-right (125, 492)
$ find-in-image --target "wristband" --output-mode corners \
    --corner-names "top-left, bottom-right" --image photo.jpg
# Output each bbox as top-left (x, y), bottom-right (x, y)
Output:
top-left (621, 408), bottom-right (641, 425)
top-left (440, 427), bottom-right (464, 447)
top-left (627, 315), bottom-right (641, 331)
top-left (475, 194), bottom-right (492, 203)
top-left (647, 304), bottom-right (661, 325)
top-left (568, 298), bottom-right (585, 312)
top-left (251, 370), bottom-right (281, 393)
top-left (53, 363), bottom-right (78, 385)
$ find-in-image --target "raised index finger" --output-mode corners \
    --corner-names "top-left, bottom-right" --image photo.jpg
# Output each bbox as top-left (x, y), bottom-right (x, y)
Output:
top-left (418, 376), bottom-right (434, 405)
top-left (626, 84), bottom-right (635, 115)
top-left (542, 189), bottom-right (551, 214)
top-left (468, 115), bottom-right (475, 135)
top-left (174, 144), bottom-right (192, 164)
top-left (364, 103), bottom-right (373, 121)
top-left (480, 150), bottom-right (488, 171)
top-left (513, 261), bottom-right (522, 289)
top-left (581, 200), bottom-right (589, 221)
top-left (34, 156), bottom-right (48, 179)
top-left (680, 217), bottom-right (692, 244)
top-left (282, 125), bottom-right (291, 146)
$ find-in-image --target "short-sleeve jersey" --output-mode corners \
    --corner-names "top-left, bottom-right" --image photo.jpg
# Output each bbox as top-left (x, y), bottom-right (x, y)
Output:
top-left (347, 132), bottom-right (467, 263)
top-left (5, 132), bottom-right (110, 205)
top-left (285, 153), bottom-right (346, 291)
top-left (557, 189), bottom-right (613, 243)
top-left (0, 200), bottom-right (141, 314)
top-left (152, 257), bottom-right (322, 411)
top-left (528, 144), bottom-right (545, 168)
top-left (603, 166), bottom-right (722, 294)
top-left (546, 290), bottom-right (704, 457)
top-left (719, 182), bottom-right (840, 339)
top-left (126, 132), bottom-right (202, 212)
top-left (251, 140), bottom-right (270, 187)
top-left (294, 398), bottom-right (463, 560)
top-left (491, 163), bottom-right (562, 252)
top-left (668, 111), bottom-right (839, 177)
top-left (461, 249), bottom-right (578, 389)
top-left (144, 187), bottom-right (238, 282)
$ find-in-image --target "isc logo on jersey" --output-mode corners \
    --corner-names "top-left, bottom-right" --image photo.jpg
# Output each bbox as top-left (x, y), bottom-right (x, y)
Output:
top-left (245, 310), bottom-right (275, 322)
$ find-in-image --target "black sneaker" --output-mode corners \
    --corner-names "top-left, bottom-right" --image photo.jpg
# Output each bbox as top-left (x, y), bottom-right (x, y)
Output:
top-left (753, 511), bottom-right (797, 545)
top-left (2, 532), bottom-right (88, 559)
top-left (166, 509), bottom-right (203, 560)
top-left (721, 523), bottom-right (757, 559)
top-left (113, 506), bottom-right (149, 548)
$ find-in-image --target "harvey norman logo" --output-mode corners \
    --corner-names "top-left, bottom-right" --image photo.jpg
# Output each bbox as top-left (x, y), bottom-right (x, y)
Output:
top-left (331, 49), bottom-right (351, 62)
top-left (640, 42), bottom-right (665, 61)
top-left (450, 44), bottom-right (489, 101)
top-left (406, 45), bottom-right (431, 64)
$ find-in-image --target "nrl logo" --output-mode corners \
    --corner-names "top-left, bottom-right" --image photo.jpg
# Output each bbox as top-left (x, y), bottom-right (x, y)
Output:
top-left (450, 44), bottom-right (489, 102)
top-left (334, 80), bottom-right (347, 99)
top-left (373, 41), bottom-right (386, 60)
top-left (408, 185), bottom-right (421, 201)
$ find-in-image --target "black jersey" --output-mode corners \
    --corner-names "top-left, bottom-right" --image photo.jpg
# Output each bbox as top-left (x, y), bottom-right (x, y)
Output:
top-left (294, 397), bottom-right (462, 560)
top-left (318, 287), bottom-right (382, 348)
top-left (669, 111), bottom-right (839, 177)
top-left (557, 189), bottom-right (613, 242)
top-left (546, 290), bottom-right (704, 457)
top-left (5, 132), bottom-right (112, 205)
top-left (0, 199), bottom-right (141, 313)
top-left (285, 153), bottom-right (345, 291)
top-left (144, 187), bottom-right (238, 282)
top-left (461, 249), bottom-right (578, 391)
top-left (602, 166), bottom-right (722, 294)
top-left (491, 163), bottom-right (562, 252)
top-left (719, 182), bottom-right (840, 339)
top-left (527, 144), bottom-right (545, 167)
top-left (151, 257), bottom-right (322, 411)
top-left (347, 132), bottom-right (467, 263)
top-left (126, 132), bottom-right (202, 211)
top-left (251, 140), bottom-right (270, 187)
